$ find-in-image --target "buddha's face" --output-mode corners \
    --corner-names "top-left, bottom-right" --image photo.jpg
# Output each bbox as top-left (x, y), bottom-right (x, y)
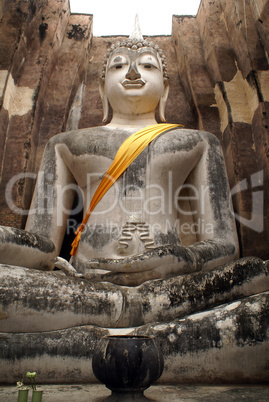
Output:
top-left (104, 47), bottom-right (167, 115)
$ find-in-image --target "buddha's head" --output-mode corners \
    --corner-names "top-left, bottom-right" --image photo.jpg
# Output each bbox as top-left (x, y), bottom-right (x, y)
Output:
top-left (99, 38), bottom-right (170, 123)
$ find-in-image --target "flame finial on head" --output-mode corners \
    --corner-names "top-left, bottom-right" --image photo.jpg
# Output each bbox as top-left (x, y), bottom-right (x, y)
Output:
top-left (129, 14), bottom-right (144, 41)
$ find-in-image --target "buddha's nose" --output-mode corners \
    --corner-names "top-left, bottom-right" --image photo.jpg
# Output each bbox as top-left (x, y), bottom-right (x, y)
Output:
top-left (125, 62), bottom-right (141, 80)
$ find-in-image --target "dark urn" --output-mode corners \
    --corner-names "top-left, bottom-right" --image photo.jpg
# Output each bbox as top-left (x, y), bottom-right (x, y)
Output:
top-left (92, 335), bottom-right (164, 396)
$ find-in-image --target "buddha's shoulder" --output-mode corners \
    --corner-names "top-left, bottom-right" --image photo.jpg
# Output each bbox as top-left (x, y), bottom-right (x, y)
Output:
top-left (48, 126), bottom-right (110, 144)
top-left (45, 126), bottom-right (132, 156)
top-left (154, 127), bottom-right (220, 150)
top-left (165, 127), bottom-right (218, 140)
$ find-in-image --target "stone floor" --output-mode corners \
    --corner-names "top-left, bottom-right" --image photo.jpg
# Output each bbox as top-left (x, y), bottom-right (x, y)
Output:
top-left (1, 384), bottom-right (269, 401)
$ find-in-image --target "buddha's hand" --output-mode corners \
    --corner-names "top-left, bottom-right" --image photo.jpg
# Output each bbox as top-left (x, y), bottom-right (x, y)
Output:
top-left (53, 257), bottom-right (84, 278)
top-left (95, 245), bottom-right (197, 286)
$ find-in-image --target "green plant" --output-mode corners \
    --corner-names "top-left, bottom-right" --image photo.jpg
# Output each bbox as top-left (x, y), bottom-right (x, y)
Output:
top-left (26, 371), bottom-right (37, 391)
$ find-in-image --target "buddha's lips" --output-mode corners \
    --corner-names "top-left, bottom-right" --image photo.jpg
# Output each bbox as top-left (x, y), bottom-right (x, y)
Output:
top-left (121, 79), bottom-right (146, 88)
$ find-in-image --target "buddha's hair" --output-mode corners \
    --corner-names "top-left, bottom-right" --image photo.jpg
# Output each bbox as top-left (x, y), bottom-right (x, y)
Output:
top-left (100, 38), bottom-right (168, 81)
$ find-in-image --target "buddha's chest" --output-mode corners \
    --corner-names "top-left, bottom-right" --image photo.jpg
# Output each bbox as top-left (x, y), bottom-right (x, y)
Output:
top-left (66, 132), bottom-right (202, 191)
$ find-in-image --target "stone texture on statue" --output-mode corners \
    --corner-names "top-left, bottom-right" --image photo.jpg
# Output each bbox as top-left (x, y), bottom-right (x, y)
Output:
top-left (17, 122), bottom-right (239, 280)
top-left (0, 288), bottom-right (268, 384)
top-left (134, 289), bottom-right (269, 384)
top-left (1, 257), bottom-right (268, 332)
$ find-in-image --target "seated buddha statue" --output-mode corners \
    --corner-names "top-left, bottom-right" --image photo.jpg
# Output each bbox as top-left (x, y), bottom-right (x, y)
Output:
top-left (0, 29), bottom-right (268, 333)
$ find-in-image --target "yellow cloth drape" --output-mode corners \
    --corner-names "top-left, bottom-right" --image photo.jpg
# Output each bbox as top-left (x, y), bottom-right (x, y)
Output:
top-left (70, 123), bottom-right (181, 256)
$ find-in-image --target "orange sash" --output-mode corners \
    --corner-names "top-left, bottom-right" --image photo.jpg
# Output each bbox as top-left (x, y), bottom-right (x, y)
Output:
top-left (70, 123), bottom-right (180, 256)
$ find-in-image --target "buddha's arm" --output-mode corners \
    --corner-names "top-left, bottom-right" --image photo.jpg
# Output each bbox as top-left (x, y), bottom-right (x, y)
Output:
top-left (0, 137), bottom-right (76, 270)
top-left (184, 131), bottom-right (239, 270)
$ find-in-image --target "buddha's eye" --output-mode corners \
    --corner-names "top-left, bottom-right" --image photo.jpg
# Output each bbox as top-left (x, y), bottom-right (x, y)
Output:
top-left (115, 65), bottom-right (123, 69)
top-left (144, 64), bottom-right (152, 69)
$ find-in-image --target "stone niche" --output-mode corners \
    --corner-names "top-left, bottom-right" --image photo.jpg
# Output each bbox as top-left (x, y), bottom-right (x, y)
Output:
top-left (0, 0), bottom-right (269, 385)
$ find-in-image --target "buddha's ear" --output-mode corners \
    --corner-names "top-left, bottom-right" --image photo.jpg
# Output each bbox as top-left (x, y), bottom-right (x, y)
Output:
top-left (99, 79), bottom-right (109, 123)
top-left (159, 78), bottom-right (170, 122)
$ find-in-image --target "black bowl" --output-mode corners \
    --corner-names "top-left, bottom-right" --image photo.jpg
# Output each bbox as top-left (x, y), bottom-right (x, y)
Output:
top-left (92, 335), bottom-right (164, 394)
